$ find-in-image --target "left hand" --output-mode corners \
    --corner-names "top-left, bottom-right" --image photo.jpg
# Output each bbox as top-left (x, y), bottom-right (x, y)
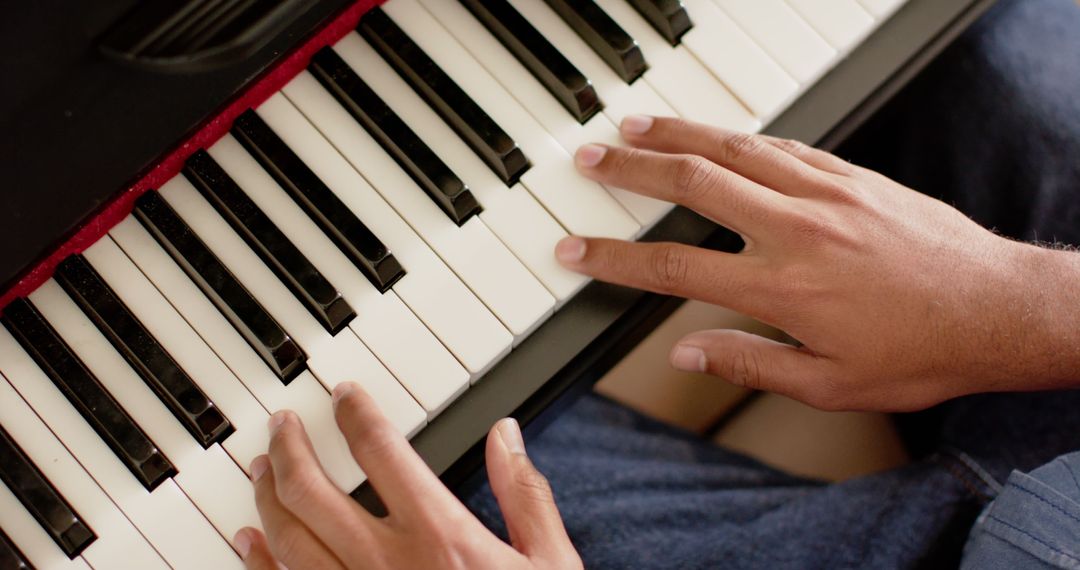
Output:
top-left (233, 382), bottom-right (581, 569)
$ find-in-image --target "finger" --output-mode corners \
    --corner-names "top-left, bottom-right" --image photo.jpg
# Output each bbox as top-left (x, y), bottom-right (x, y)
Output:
top-left (555, 237), bottom-right (770, 317)
top-left (575, 143), bottom-right (788, 237)
top-left (234, 528), bottom-right (281, 570)
top-left (670, 329), bottom-right (834, 405)
top-left (617, 115), bottom-right (834, 197)
top-left (332, 383), bottom-right (462, 520)
top-left (265, 411), bottom-right (374, 561)
top-left (759, 134), bottom-right (854, 176)
top-left (250, 455), bottom-right (345, 569)
top-left (485, 419), bottom-right (579, 567)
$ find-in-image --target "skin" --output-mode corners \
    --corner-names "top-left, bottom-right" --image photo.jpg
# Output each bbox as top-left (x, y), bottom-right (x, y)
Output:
top-left (236, 116), bottom-right (1080, 567)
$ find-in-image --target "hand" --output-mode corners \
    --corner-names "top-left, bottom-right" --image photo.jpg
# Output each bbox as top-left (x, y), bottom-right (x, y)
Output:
top-left (233, 383), bottom-right (581, 569)
top-left (558, 116), bottom-right (1078, 412)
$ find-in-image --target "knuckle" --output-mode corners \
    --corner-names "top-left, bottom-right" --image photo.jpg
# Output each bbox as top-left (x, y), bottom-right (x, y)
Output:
top-left (350, 424), bottom-right (401, 462)
top-left (276, 467), bottom-right (322, 508)
top-left (269, 528), bottom-right (307, 564)
top-left (671, 156), bottom-right (714, 201)
top-left (650, 245), bottom-right (690, 292)
top-left (772, 137), bottom-right (808, 156)
top-left (514, 462), bottom-right (555, 504)
top-left (722, 350), bottom-right (767, 391)
top-left (720, 133), bottom-right (765, 163)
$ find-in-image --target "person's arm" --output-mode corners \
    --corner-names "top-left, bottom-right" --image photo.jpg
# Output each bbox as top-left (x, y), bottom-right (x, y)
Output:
top-left (233, 383), bottom-right (581, 569)
top-left (556, 115), bottom-right (1080, 412)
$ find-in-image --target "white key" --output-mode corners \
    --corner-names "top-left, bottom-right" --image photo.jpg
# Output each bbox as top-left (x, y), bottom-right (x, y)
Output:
top-left (208, 136), bottom-right (466, 416)
top-left (413, 1), bottom-right (670, 227)
top-left (0, 374), bottom-right (165, 570)
top-left (283, 71), bottom-right (555, 340)
top-left (857, 0), bottom-right (907, 19)
top-left (110, 219), bottom-right (364, 491)
top-left (594, 0), bottom-right (760, 132)
top-left (331, 33), bottom-right (585, 303)
top-left (0, 330), bottom-right (235, 569)
top-left (680, 0), bottom-right (798, 119)
top-left (785, 0), bottom-right (875, 52)
top-left (0, 480), bottom-right (92, 570)
top-left (156, 175), bottom-right (433, 429)
top-left (29, 280), bottom-right (259, 554)
top-left (383, 0), bottom-right (640, 240)
top-left (78, 239), bottom-right (268, 470)
top-left (713, 0), bottom-right (837, 84)
top-left (255, 93), bottom-right (515, 381)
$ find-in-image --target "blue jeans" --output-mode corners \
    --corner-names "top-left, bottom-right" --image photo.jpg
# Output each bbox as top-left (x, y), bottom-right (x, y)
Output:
top-left (462, 0), bottom-right (1080, 568)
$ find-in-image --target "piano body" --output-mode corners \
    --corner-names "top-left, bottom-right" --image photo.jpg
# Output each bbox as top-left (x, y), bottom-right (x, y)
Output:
top-left (0, 0), bottom-right (994, 567)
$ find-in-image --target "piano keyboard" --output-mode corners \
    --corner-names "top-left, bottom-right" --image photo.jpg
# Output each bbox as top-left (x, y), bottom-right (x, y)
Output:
top-left (0, 0), bottom-right (908, 567)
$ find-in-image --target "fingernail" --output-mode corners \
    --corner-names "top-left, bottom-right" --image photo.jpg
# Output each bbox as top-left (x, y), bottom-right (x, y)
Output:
top-left (497, 418), bottom-right (526, 455)
top-left (250, 455), bottom-right (270, 482)
top-left (267, 410), bottom-right (289, 434)
top-left (555, 236), bottom-right (586, 264)
top-left (621, 115), bottom-right (654, 135)
top-left (332, 382), bottom-right (354, 406)
top-left (575, 144), bottom-right (607, 168)
top-left (234, 529), bottom-right (252, 559)
top-left (671, 345), bottom-right (707, 373)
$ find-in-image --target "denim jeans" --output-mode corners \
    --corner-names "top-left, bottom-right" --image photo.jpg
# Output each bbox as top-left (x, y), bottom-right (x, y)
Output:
top-left (461, 0), bottom-right (1080, 568)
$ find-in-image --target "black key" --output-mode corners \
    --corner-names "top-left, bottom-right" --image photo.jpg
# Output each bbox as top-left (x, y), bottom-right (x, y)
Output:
top-left (358, 8), bottom-right (532, 185)
top-left (0, 298), bottom-right (176, 490)
top-left (54, 253), bottom-right (238, 444)
top-left (454, 0), bottom-right (602, 124)
top-left (130, 192), bottom-right (306, 384)
top-left (232, 109), bottom-right (406, 293)
top-left (627, 0), bottom-right (692, 46)
top-left (544, 0), bottom-right (647, 83)
top-left (0, 526), bottom-right (32, 568)
top-left (0, 426), bottom-right (95, 560)
top-left (309, 48), bottom-right (482, 226)
top-left (184, 150), bottom-right (356, 335)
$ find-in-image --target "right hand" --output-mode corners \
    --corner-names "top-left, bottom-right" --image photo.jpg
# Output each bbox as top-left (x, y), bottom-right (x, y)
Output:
top-left (557, 116), bottom-right (1079, 412)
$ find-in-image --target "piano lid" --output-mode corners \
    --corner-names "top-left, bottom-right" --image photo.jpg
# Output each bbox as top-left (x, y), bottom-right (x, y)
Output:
top-left (0, 0), bottom-right (380, 305)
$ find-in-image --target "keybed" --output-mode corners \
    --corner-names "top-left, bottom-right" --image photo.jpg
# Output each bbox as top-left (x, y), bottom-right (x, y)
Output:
top-left (0, 0), bottom-right (905, 566)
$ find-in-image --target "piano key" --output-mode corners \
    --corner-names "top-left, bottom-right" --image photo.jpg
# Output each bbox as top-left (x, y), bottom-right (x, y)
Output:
top-left (384, 0), bottom-right (640, 240)
top-left (54, 254), bottom-right (235, 448)
top-left (453, 0), bottom-right (601, 124)
top-left (418, 0), bottom-right (671, 226)
top-left (0, 299), bottom-right (175, 491)
top-left (133, 190), bottom-right (306, 384)
top-left (627, 0), bottom-right (692, 45)
top-left (256, 93), bottom-right (515, 379)
top-left (285, 68), bottom-right (556, 339)
top-left (0, 524), bottom-right (35, 570)
top-left (357, 8), bottom-right (530, 186)
top-left (0, 328), bottom-right (238, 565)
top-left (231, 108), bottom-right (406, 293)
top-left (542, 0), bottom-right (648, 83)
top-left (712, 0), bottom-right (836, 85)
top-left (329, 33), bottom-right (586, 303)
top-left (308, 48), bottom-right (482, 226)
top-left (110, 219), bottom-right (365, 491)
top-left (0, 370), bottom-right (169, 569)
top-left (594, 0), bottom-right (759, 131)
top-left (784, 0), bottom-right (875, 52)
top-left (0, 424), bottom-right (95, 558)
top-left (184, 149), bottom-right (355, 335)
top-left (158, 166), bottom-right (436, 426)
top-left (678, 0), bottom-right (797, 119)
top-left (28, 280), bottom-right (259, 557)
top-left (80, 238), bottom-right (268, 469)
top-left (856, 0), bottom-right (906, 19)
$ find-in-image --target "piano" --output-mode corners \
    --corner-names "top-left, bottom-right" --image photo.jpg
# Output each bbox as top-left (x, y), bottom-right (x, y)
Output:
top-left (0, 0), bottom-right (995, 567)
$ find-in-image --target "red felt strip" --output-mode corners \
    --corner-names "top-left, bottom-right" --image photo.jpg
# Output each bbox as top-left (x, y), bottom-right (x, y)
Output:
top-left (0, 0), bottom-right (385, 311)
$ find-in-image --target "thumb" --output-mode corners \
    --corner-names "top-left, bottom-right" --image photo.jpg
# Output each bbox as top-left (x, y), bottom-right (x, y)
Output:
top-left (671, 329), bottom-right (832, 405)
top-left (485, 418), bottom-right (579, 566)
